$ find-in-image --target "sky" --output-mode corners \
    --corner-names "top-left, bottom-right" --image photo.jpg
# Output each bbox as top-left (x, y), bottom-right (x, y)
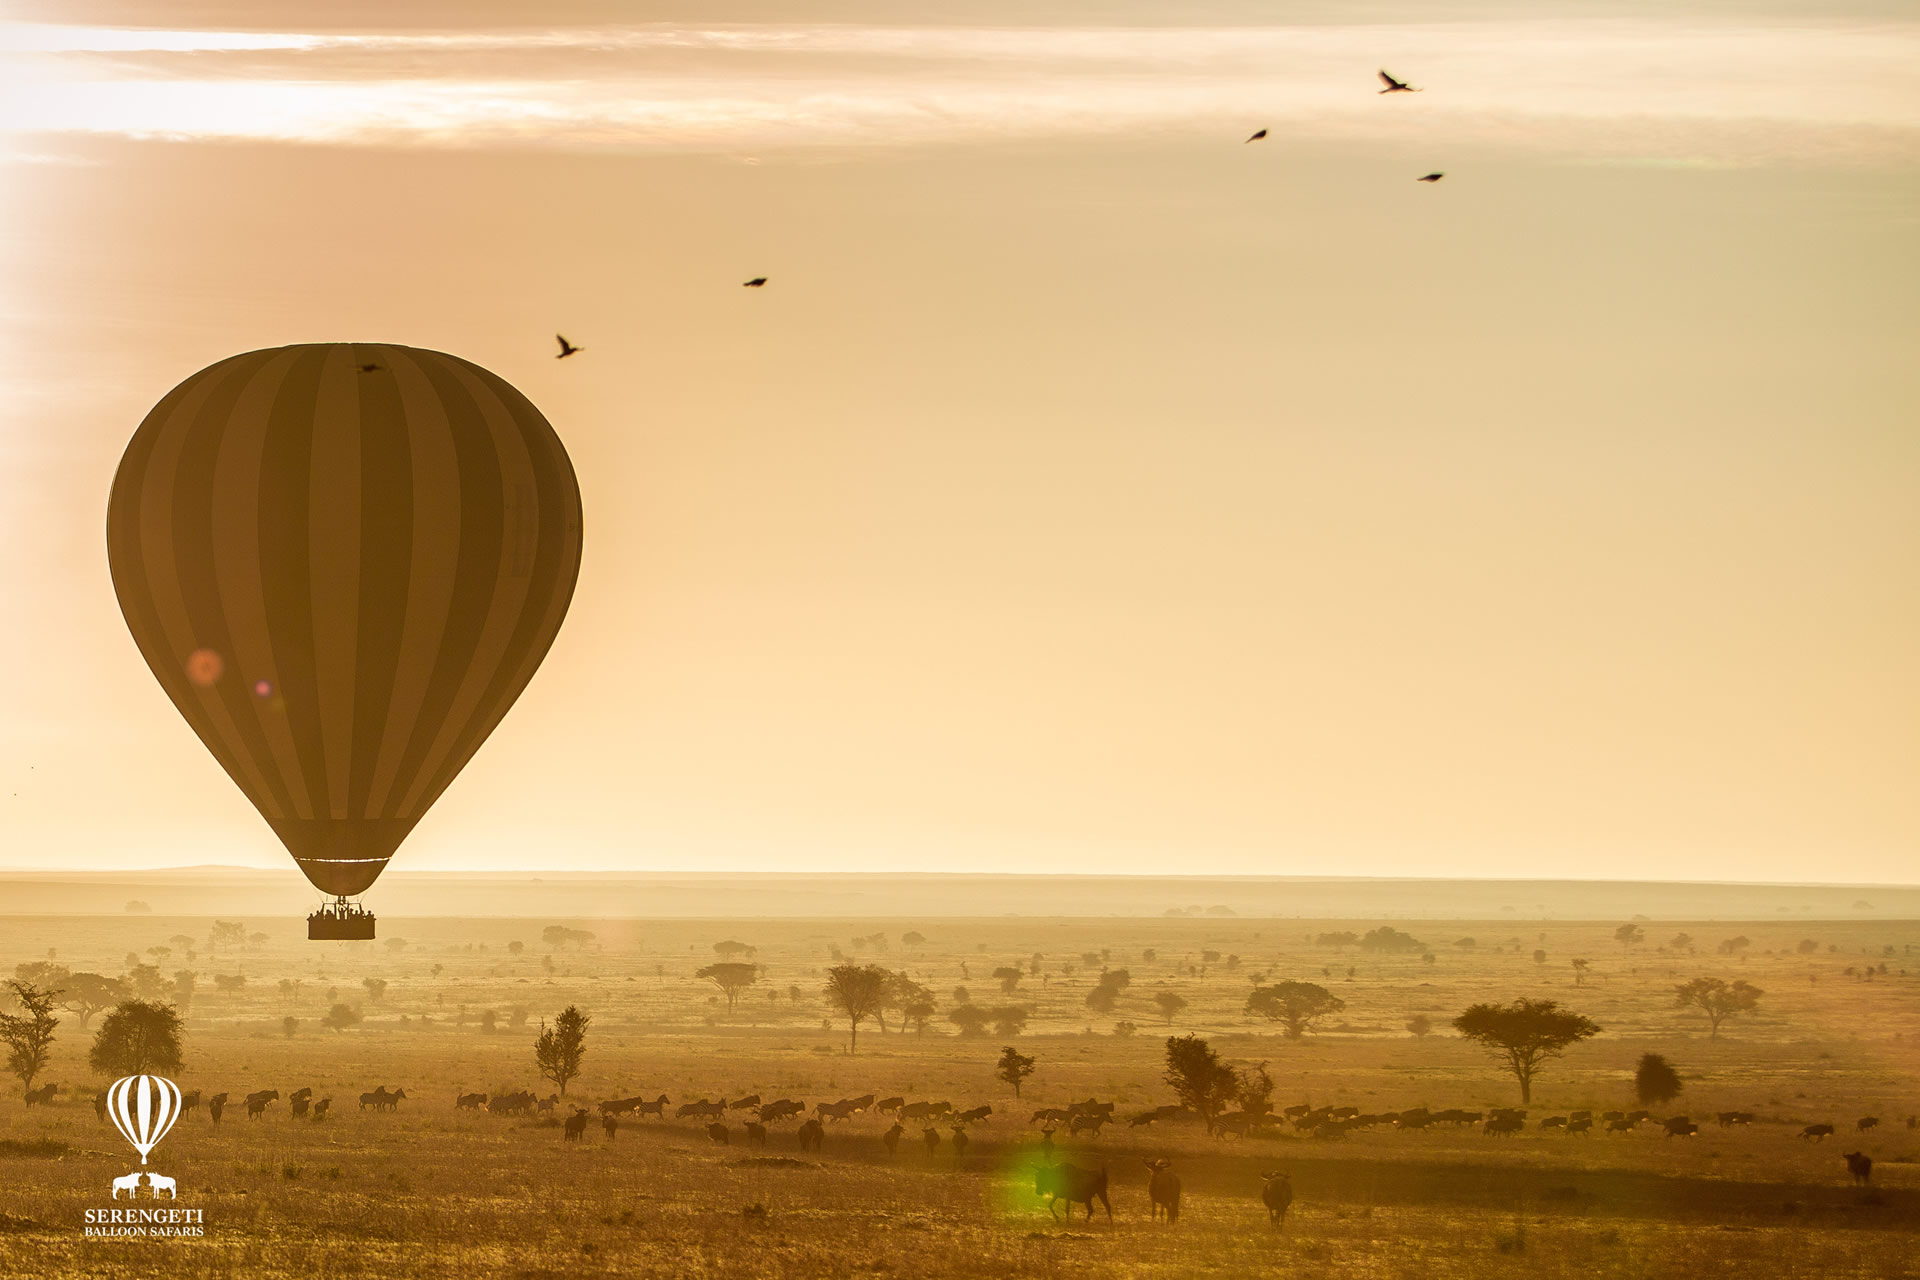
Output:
top-left (1, 0), bottom-right (1916, 884)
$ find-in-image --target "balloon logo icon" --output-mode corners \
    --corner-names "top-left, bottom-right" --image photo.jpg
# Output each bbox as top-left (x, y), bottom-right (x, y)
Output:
top-left (105, 344), bottom-right (584, 931)
top-left (108, 1074), bottom-right (182, 1165)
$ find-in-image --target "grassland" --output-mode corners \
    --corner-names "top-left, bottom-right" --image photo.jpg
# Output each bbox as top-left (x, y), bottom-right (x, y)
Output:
top-left (2, 910), bottom-right (1917, 1279)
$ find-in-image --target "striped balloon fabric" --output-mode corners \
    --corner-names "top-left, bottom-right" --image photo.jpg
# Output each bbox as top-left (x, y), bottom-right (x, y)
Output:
top-left (106, 344), bottom-right (584, 897)
top-left (108, 1074), bottom-right (182, 1164)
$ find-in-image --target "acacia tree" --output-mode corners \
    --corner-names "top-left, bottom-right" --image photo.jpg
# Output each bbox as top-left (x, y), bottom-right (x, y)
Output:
top-left (1614, 923), bottom-right (1644, 948)
top-left (995, 1046), bottom-right (1036, 1097)
top-left (1245, 981), bottom-right (1346, 1039)
top-left (534, 1005), bottom-right (591, 1094)
top-left (696, 962), bottom-right (761, 1011)
top-left (948, 1006), bottom-right (992, 1038)
top-left (991, 966), bottom-right (1023, 995)
top-left (0, 980), bottom-right (62, 1096)
top-left (1673, 978), bottom-right (1763, 1038)
top-left (1163, 1034), bottom-right (1242, 1131)
top-left (57, 973), bottom-right (127, 1028)
top-left (990, 1007), bottom-right (1030, 1038)
top-left (823, 963), bottom-right (890, 1053)
top-left (1452, 998), bottom-right (1600, 1104)
top-left (89, 1000), bottom-right (183, 1077)
top-left (1152, 991), bottom-right (1187, 1025)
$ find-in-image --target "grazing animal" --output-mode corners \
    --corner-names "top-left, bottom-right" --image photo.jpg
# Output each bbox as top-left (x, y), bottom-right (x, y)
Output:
top-left (1145, 1159), bottom-right (1181, 1223)
top-left (706, 1122), bottom-right (730, 1145)
top-left (598, 1095), bottom-right (642, 1117)
top-left (246, 1090), bottom-right (278, 1120)
top-left (678, 1099), bottom-right (726, 1121)
top-left (1069, 1100), bottom-right (1117, 1122)
top-left (923, 1127), bottom-right (942, 1156)
top-left (1565, 1117), bottom-right (1593, 1136)
top-left (291, 1095), bottom-right (311, 1119)
top-left (24, 1083), bottom-right (55, 1108)
top-left (759, 1099), bottom-right (806, 1123)
top-left (1261, 1171), bottom-right (1294, 1226)
top-left (1607, 1118), bottom-right (1636, 1134)
top-left (536, 1095), bottom-right (560, 1118)
top-left (1069, 1113), bottom-right (1107, 1138)
top-left (1540, 1116), bottom-right (1567, 1130)
top-left (1626, 1110), bottom-right (1651, 1126)
top-left (1484, 1116), bottom-right (1524, 1136)
top-left (745, 1122), bottom-right (767, 1148)
top-left (1601, 1111), bottom-right (1625, 1125)
top-left (208, 1094), bottom-right (227, 1126)
top-left (111, 1173), bottom-right (143, 1199)
top-left (1245, 129), bottom-right (1268, 143)
top-left (290, 1087), bottom-right (313, 1105)
top-left (876, 1096), bottom-right (906, 1115)
top-left (1802, 1124), bottom-right (1836, 1142)
top-left (883, 1123), bottom-right (904, 1156)
top-left (1857, 1116), bottom-right (1880, 1132)
top-left (956, 1105), bottom-right (993, 1125)
top-left (797, 1118), bottom-right (824, 1152)
top-left (1131, 1106), bottom-right (1183, 1128)
top-left (312, 1098), bottom-right (331, 1121)
top-left (1663, 1117), bottom-right (1699, 1139)
top-left (359, 1087), bottom-right (388, 1111)
top-left (1717, 1111), bottom-right (1754, 1127)
top-left (603, 1114), bottom-right (618, 1141)
top-left (1845, 1151), bottom-right (1873, 1184)
top-left (379, 1087), bottom-right (408, 1112)
top-left (729, 1094), bottom-right (761, 1111)
top-left (145, 1172), bottom-right (176, 1200)
top-left (636, 1094), bottom-right (671, 1118)
top-left (950, 1126), bottom-right (970, 1161)
top-left (564, 1109), bottom-right (590, 1142)
top-left (555, 334), bottom-right (582, 358)
top-left (1378, 69), bottom-right (1420, 93)
top-left (489, 1091), bottom-right (535, 1116)
top-left (1570, 1110), bottom-right (1591, 1122)
top-left (457, 1092), bottom-right (489, 1111)
top-left (94, 1092), bottom-right (109, 1123)
top-left (176, 1090), bottom-right (199, 1119)
top-left (1032, 1107), bottom-right (1072, 1126)
top-left (1035, 1162), bottom-right (1111, 1222)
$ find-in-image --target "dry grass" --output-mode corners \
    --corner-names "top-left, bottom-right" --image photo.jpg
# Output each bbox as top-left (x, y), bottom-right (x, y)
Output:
top-left (1, 912), bottom-right (1917, 1278)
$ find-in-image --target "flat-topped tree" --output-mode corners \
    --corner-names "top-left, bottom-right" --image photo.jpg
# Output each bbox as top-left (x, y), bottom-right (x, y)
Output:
top-left (1452, 998), bottom-right (1600, 1104)
top-left (697, 962), bottom-right (761, 1011)
top-left (1673, 978), bottom-right (1763, 1038)
top-left (712, 940), bottom-right (755, 960)
top-left (1245, 981), bottom-right (1346, 1039)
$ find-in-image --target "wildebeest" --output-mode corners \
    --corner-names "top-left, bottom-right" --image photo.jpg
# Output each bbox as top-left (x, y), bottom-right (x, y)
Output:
top-left (1130, 1105), bottom-right (1183, 1128)
top-left (901, 1100), bottom-right (953, 1122)
top-left (1539, 1116), bottom-right (1567, 1130)
top-left (1663, 1117), bottom-right (1699, 1139)
top-left (729, 1094), bottom-right (761, 1111)
top-left (1565, 1117), bottom-right (1593, 1136)
top-left (745, 1122), bottom-right (767, 1148)
top-left (797, 1118), bottom-right (824, 1152)
top-left (1626, 1110), bottom-right (1651, 1126)
top-left (24, 1083), bottom-right (56, 1108)
top-left (1606, 1118), bottom-right (1637, 1134)
top-left (1145, 1158), bottom-right (1181, 1223)
top-left (1484, 1115), bottom-right (1524, 1136)
top-left (312, 1098), bottom-right (331, 1121)
top-left (603, 1114), bottom-right (618, 1141)
top-left (883, 1123), bottom-right (904, 1156)
top-left (678, 1099), bottom-right (726, 1121)
top-left (291, 1095), bottom-right (311, 1119)
top-left (876, 1096), bottom-right (906, 1115)
top-left (290, 1087), bottom-right (313, 1105)
top-left (1260, 1171), bottom-right (1294, 1227)
top-left (457, 1092), bottom-right (489, 1111)
top-left (598, 1095), bottom-right (643, 1117)
top-left (208, 1093), bottom-right (228, 1126)
top-left (246, 1090), bottom-right (279, 1119)
top-left (1857, 1116), bottom-right (1880, 1132)
top-left (564, 1109), bottom-right (590, 1142)
top-left (1035, 1162), bottom-right (1111, 1222)
top-left (1717, 1111), bottom-right (1754, 1127)
top-left (1802, 1123), bottom-right (1836, 1142)
top-left (950, 1126), bottom-right (970, 1161)
top-left (922, 1127), bottom-right (941, 1155)
top-left (93, 1091), bottom-right (109, 1123)
top-left (759, 1098), bottom-right (806, 1124)
top-left (1601, 1110), bottom-right (1625, 1125)
top-left (956, 1105), bottom-right (993, 1125)
top-left (111, 1172), bottom-right (142, 1199)
top-left (489, 1091), bottom-right (535, 1116)
top-left (706, 1122), bottom-right (730, 1145)
top-left (1845, 1151), bottom-right (1873, 1184)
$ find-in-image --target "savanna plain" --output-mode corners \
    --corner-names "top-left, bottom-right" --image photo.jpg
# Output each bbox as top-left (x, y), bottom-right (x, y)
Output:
top-left (3, 895), bottom-right (1917, 1280)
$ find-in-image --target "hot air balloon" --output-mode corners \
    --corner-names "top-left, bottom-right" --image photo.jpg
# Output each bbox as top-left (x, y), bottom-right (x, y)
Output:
top-left (106, 344), bottom-right (584, 939)
top-left (108, 1074), bottom-right (182, 1164)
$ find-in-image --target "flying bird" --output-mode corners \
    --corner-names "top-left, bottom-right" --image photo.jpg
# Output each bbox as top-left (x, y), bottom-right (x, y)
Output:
top-left (743, 277), bottom-right (768, 288)
top-left (356, 363), bottom-right (384, 373)
top-left (1417, 172), bottom-right (1444, 182)
top-left (1379, 70), bottom-right (1420, 94)
top-left (554, 334), bottom-right (582, 359)
top-left (1245, 129), bottom-right (1267, 143)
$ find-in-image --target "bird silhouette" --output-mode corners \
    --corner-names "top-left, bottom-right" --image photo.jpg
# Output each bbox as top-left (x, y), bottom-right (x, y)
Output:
top-left (1379, 70), bottom-right (1420, 94)
top-left (742, 277), bottom-right (768, 288)
top-left (554, 334), bottom-right (582, 359)
top-left (1417, 172), bottom-right (1444, 182)
top-left (356, 363), bottom-right (383, 373)
top-left (1245, 129), bottom-right (1267, 143)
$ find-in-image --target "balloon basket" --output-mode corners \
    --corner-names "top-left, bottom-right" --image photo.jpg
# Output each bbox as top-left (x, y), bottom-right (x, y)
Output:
top-left (308, 905), bottom-right (376, 940)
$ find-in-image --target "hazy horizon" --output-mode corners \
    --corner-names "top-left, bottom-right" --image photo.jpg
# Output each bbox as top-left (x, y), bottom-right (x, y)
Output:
top-left (4, 0), bottom-right (1916, 885)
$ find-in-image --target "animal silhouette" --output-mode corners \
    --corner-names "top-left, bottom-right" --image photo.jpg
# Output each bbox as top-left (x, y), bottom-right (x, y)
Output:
top-left (555, 334), bottom-right (582, 358)
top-left (145, 1172), bottom-right (177, 1199)
top-left (1378, 70), bottom-right (1420, 93)
top-left (111, 1173), bottom-right (142, 1199)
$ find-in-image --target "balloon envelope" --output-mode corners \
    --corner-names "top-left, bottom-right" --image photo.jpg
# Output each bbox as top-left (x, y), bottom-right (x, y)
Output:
top-left (107, 344), bottom-right (583, 896)
top-left (108, 1074), bottom-right (181, 1164)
